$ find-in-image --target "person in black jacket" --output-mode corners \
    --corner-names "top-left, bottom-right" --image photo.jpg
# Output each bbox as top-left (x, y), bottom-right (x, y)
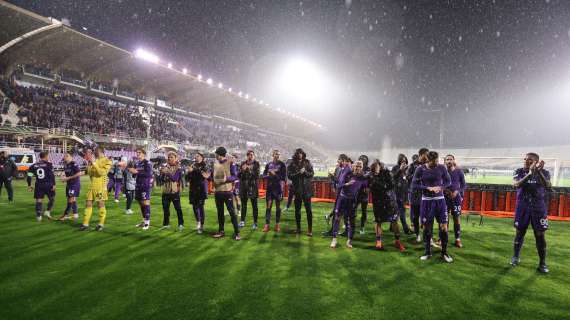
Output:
top-left (391, 154), bottom-right (412, 234)
top-left (0, 151), bottom-right (18, 202)
top-left (287, 148), bottom-right (314, 236)
top-left (369, 160), bottom-right (406, 252)
top-left (238, 150), bottom-right (261, 230)
top-left (186, 152), bottom-right (210, 234)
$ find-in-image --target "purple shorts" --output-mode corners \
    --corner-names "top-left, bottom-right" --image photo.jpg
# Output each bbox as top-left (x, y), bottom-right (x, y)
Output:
top-left (514, 203), bottom-right (548, 232)
top-left (420, 198), bottom-right (448, 225)
top-left (66, 183), bottom-right (80, 198)
top-left (445, 195), bottom-right (463, 217)
top-left (34, 184), bottom-right (55, 199)
top-left (135, 187), bottom-right (151, 201)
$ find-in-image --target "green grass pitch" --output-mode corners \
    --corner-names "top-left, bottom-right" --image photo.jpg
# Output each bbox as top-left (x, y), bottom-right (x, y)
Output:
top-left (0, 178), bottom-right (569, 320)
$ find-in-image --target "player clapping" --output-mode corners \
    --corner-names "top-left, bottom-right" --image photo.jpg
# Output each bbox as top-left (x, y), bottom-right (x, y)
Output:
top-left (511, 153), bottom-right (551, 273)
top-left (27, 151), bottom-right (56, 221)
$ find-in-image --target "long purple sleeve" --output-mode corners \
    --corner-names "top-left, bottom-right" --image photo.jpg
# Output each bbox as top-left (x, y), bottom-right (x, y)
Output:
top-left (225, 162), bottom-right (238, 183)
top-left (411, 166), bottom-right (426, 192)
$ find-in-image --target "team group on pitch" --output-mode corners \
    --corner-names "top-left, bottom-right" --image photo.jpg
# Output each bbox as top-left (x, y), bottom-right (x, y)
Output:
top-left (16, 145), bottom-right (551, 272)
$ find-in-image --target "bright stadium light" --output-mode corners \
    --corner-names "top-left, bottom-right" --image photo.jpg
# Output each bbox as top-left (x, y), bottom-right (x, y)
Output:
top-left (277, 57), bottom-right (324, 103)
top-left (197, 74), bottom-right (203, 81)
top-left (167, 62), bottom-right (173, 69)
top-left (135, 48), bottom-right (159, 64)
top-left (182, 68), bottom-right (187, 74)
top-left (245, 94), bottom-right (249, 99)
top-left (206, 78), bottom-right (213, 85)
top-left (228, 88), bottom-right (232, 92)
top-left (238, 91), bottom-right (243, 97)
top-left (218, 82), bottom-right (223, 89)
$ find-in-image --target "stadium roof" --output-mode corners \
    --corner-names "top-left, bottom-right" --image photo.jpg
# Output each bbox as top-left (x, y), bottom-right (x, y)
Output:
top-left (0, 0), bottom-right (324, 136)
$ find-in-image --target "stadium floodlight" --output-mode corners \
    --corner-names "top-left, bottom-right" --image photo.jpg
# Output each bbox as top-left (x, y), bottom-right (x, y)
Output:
top-left (197, 74), bottom-right (203, 80)
top-left (182, 68), bottom-right (187, 74)
top-left (206, 78), bottom-right (213, 85)
top-left (218, 82), bottom-right (223, 89)
top-left (238, 91), bottom-right (243, 97)
top-left (167, 63), bottom-right (173, 69)
top-left (228, 88), bottom-right (232, 92)
top-left (134, 48), bottom-right (159, 64)
top-left (245, 94), bottom-right (249, 99)
top-left (259, 100), bottom-right (263, 104)
top-left (278, 57), bottom-right (324, 103)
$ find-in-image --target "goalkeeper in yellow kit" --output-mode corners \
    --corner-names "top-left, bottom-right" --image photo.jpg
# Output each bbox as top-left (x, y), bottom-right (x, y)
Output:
top-left (79, 147), bottom-right (113, 231)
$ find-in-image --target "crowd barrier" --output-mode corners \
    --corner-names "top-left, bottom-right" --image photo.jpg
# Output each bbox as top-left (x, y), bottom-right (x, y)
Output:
top-left (207, 178), bottom-right (570, 221)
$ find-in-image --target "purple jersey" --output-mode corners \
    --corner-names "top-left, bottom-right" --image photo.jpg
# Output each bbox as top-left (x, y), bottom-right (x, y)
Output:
top-left (446, 167), bottom-right (465, 195)
top-left (263, 160), bottom-right (286, 194)
top-left (231, 162), bottom-right (240, 195)
top-left (335, 165), bottom-right (352, 191)
top-left (28, 160), bottom-right (55, 187)
top-left (64, 161), bottom-right (81, 187)
top-left (339, 173), bottom-right (368, 200)
top-left (513, 168), bottom-right (550, 208)
top-left (411, 164), bottom-right (451, 198)
top-left (134, 159), bottom-right (153, 189)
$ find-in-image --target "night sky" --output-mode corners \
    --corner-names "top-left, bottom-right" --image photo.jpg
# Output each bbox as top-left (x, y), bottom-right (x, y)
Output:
top-left (8, 0), bottom-right (570, 150)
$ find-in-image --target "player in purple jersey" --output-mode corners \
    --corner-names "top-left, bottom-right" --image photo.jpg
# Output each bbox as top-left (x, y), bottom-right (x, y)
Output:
top-left (238, 150), bottom-right (261, 230)
top-left (511, 152), bottom-right (551, 273)
top-left (369, 160), bottom-right (406, 252)
top-left (412, 151), bottom-right (453, 263)
top-left (357, 155), bottom-right (370, 235)
top-left (262, 150), bottom-right (287, 233)
top-left (391, 154), bottom-right (412, 235)
top-left (287, 148), bottom-right (314, 236)
top-left (57, 152), bottom-right (83, 221)
top-left (444, 155), bottom-right (466, 248)
top-left (211, 147), bottom-right (241, 240)
top-left (406, 148), bottom-right (429, 242)
top-left (187, 152), bottom-right (210, 234)
top-left (27, 151), bottom-right (56, 221)
top-left (128, 148), bottom-right (153, 230)
top-left (330, 160), bottom-right (368, 249)
top-left (322, 154), bottom-right (350, 236)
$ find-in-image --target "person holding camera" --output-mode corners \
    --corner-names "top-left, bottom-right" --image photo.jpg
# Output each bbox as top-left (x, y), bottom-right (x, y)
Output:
top-left (0, 151), bottom-right (17, 203)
